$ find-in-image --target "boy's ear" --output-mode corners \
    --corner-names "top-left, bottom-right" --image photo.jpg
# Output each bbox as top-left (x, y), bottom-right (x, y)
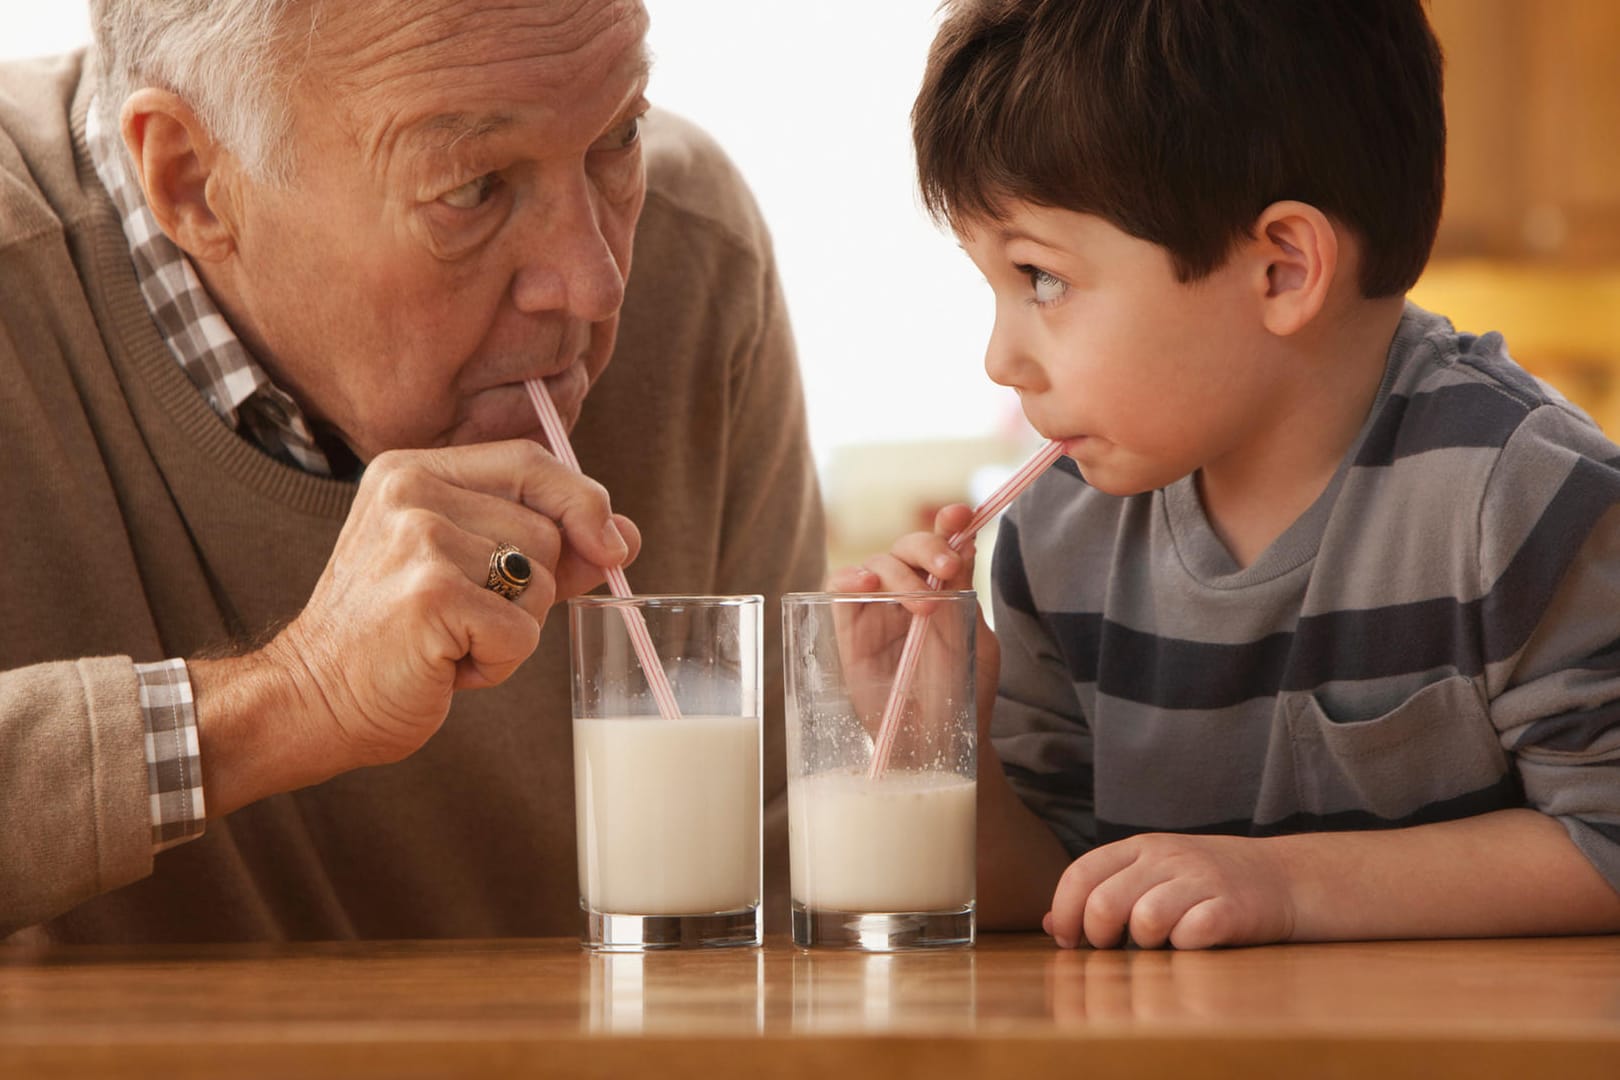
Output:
top-left (1250, 200), bottom-right (1337, 337)
top-left (119, 89), bottom-right (240, 263)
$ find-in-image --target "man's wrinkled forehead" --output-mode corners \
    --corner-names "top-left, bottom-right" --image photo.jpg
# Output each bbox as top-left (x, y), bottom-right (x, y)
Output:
top-left (308, 0), bottom-right (650, 151)
top-left (318, 0), bottom-right (647, 79)
top-left (397, 45), bottom-right (651, 159)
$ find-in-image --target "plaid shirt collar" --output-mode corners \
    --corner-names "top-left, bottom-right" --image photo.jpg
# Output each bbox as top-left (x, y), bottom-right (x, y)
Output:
top-left (85, 99), bottom-right (336, 477)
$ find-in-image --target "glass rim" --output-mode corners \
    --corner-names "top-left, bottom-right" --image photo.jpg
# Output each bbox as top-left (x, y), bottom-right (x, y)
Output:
top-left (567, 593), bottom-right (764, 609)
top-left (782, 589), bottom-right (977, 603)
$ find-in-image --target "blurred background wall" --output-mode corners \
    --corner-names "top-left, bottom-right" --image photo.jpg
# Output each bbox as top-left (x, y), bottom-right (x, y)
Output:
top-left (4, 0), bottom-right (1618, 581)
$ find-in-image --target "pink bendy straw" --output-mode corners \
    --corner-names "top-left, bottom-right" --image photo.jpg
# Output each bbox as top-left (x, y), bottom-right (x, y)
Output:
top-left (526, 379), bottom-right (683, 722)
top-left (867, 439), bottom-right (1066, 778)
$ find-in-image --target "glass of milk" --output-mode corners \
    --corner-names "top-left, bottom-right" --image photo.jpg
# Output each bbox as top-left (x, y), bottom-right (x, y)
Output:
top-left (570, 594), bottom-right (763, 951)
top-left (781, 591), bottom-right (977, 950)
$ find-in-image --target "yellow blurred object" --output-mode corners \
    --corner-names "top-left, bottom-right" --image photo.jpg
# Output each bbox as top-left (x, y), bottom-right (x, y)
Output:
top-left (822, 436), bottom-right (1031, 573)
top-left (1410, 261), bottom-right (1620, 435)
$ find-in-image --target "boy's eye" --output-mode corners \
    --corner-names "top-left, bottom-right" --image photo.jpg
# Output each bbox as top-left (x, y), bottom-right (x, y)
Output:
top-left (1019, 265), bottom-right (1068, 306)
top-left (440, 174), bottom-right (498, 210)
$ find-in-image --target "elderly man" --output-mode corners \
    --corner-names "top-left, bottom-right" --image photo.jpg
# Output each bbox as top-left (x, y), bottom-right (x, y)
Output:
top-left (0, 0), bottom-right (824, 940)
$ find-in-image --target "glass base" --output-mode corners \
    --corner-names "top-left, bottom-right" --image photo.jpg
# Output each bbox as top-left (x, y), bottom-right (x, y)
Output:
top-left (583, 905), bottom-right (761, 951)
top-left (791, 901), bottom-right (974, 951)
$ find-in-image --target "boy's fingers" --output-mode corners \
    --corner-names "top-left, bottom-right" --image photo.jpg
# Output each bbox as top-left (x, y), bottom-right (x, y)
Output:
top-left (1048, 855), bottom-right (1105, 948)
top-left (1125, 880), bottom-right (1206, 950)
top-left (1083, 856), bottom-right (1177, 950)
top-left (889, 533), bottom-right (964, 581)
top-left (1050, 844), bottom-right (1143, 949)
top-left (827, 566), bottom-right (880, 592)
top-left (860, 552), bottom-right (936, 594)
top-left (933, 503), bottom-right (977, 537)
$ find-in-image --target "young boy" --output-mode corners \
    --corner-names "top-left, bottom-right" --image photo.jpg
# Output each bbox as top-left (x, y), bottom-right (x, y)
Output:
top-left (837, 0), bottom-right (1620, 948)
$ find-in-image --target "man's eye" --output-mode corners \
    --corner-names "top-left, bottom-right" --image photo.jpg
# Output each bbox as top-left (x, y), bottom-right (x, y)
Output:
top-left (440, 174), bottom-right (497, 210)
top-left (597, 115), bottom-right (642, 151)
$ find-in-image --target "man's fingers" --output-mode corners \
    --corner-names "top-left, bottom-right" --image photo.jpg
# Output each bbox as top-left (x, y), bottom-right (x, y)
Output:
top-left (454, 507), bottom-right (564, 612)
top-left (552, 513), bottom-right (642, 601)
top-left (452, 590), bottom-right (544, 690)
top-left (368, 440), bottom-right (629, 569)
top-left (370, 491), bottom-right (564, 618)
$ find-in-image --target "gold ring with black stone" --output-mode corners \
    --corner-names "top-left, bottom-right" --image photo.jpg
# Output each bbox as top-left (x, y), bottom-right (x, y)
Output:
top-left (485, 543), bottom-right (532, 601)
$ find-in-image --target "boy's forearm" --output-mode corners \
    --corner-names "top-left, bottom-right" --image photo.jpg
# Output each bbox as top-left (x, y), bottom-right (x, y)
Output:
top-left (976, 739), bottom-right (1073, 929)
top-left (1275, 808), bottom-right (1620, 941)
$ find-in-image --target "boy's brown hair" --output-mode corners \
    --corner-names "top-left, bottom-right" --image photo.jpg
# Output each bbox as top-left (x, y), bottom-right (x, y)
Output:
top-left (913, 0), bottom-right (1446, 298)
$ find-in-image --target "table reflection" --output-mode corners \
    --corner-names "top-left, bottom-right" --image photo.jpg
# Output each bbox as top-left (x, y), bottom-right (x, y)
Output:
top-left (1039, 938), bottom-right (1620, 1028)
top-left (571, 936), bottom-right (1620, 1035)
top-left (791, 949), bottom-right (979, 1030)
top-left (584, 949), bottom-right (766, 1033)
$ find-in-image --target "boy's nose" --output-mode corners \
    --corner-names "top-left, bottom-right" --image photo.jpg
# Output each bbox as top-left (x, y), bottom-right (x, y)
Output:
top-left (983, 315), bottom-right (1031, 389)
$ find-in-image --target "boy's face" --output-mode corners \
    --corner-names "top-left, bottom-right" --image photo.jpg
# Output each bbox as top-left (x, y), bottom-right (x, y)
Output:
top-left (959, 202), bottom-right (1284, 497)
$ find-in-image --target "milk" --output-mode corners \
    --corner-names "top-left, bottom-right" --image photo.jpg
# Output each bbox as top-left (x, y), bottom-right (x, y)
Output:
top-left (574, 714), bottom-right (760, 916)
top-left (789, 769), bottom-right (976, 912)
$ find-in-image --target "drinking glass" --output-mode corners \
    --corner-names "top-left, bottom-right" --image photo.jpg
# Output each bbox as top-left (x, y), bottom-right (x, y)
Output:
top-left (781, 591), bottom-right (977, 950)
top-left (571, 594), bottom-right (763, 950)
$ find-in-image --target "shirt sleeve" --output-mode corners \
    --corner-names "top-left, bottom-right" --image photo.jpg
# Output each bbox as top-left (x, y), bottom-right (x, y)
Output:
top-left (133, 659), bottom-right (207, 852)
top-left (1480, 404), bottom-right (1620, 894)
top-left (989, 510), bottom-right (1097, 857)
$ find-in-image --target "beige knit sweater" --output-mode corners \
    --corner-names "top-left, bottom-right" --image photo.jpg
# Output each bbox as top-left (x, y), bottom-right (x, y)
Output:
top-left (0, 53), bottom-right (825, 941)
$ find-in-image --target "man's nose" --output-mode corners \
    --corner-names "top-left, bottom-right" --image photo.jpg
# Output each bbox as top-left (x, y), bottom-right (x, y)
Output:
top-left (510, 176), bottom-right (627, 322)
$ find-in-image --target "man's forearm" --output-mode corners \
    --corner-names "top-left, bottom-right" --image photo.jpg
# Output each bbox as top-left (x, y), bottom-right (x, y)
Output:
top-left (1276, 808), bottom-right (1620, 941)
top-left (189, 642), bottom-right (336, 818)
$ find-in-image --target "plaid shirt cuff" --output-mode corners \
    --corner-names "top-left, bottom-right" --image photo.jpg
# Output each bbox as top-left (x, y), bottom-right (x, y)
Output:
top-left (134, 659), bottom-right (207, 852)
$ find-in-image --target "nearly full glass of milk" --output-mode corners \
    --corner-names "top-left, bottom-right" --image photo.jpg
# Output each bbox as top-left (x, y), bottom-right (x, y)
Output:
top-left (570, 594), bottom-right (763, 951)
top-left (782, 591), bottom-right (977, 950)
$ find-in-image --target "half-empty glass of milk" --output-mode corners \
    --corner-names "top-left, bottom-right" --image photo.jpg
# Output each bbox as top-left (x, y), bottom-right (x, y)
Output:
top-left (570, 594), bottom-right (763, 950)
top-left (782, 591), bottom-right (977, 950)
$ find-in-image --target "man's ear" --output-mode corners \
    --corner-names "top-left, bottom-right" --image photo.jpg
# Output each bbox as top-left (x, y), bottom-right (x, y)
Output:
top-left (1250, 200), bottom-right (1337, 337)
top-left (119, 89), bottom-right (238, 263)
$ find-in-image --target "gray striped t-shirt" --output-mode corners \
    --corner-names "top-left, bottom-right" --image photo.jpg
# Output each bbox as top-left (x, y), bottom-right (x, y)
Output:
top-left (990, 302), bottom-right (1620, 892)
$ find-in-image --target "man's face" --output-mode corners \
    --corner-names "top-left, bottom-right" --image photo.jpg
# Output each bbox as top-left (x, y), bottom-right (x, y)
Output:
top-left (212, 0), bottom-right (651, 462)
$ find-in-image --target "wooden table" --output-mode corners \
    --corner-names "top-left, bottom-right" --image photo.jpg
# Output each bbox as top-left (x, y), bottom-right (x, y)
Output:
top-left (4, 933), bottom-right (1620, 1078)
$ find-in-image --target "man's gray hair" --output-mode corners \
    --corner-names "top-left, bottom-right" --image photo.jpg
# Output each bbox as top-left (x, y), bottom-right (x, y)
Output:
top-left (90, 0), bottom-right (312, 184)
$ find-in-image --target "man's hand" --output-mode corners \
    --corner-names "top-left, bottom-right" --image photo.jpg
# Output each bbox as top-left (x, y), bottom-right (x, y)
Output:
top-left (191, 439), bottom-right (641, 814)
top-left (1045, 833), bottom-right (1298, 950)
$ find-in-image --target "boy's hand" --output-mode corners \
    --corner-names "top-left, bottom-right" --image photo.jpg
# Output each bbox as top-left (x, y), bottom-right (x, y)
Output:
top-left (1045, 834), bottom-right (1298, 950)
top-left (827, 505), bottom-right (1001, 737)
top-left (829, 503), bottom-right (979, 596)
